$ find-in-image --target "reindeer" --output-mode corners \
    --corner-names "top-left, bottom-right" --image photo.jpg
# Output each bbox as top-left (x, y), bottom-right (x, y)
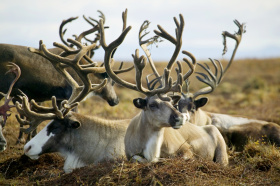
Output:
top-left (0, 63), bottom-right (21, 151)
top-left (15, 10), bottom-right (133, 173)
top-left (100, 14), bottom-right (228, 165)
top-left (0, 11), bottom-right (132, 143)
top-left (0, 11), bottom-right (121, 107)
top-left (176, 20), bottom-right (280, 151)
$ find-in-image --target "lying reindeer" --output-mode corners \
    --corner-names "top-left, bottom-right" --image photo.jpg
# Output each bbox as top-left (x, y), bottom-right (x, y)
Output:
top-left (176, 20), bottom-right (280, 151)
top-left (100, 14), bottom-right (228, 165)
top-left (0, 63), bottom-right (21, 151)
top-left (16, 10), bottom-right (132, 173)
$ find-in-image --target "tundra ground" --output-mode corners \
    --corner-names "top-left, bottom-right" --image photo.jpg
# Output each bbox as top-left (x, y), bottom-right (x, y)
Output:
top-left (0, 58), bottom-right (280, 185)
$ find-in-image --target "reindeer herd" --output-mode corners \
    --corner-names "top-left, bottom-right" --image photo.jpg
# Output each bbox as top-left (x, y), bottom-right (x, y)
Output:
top-left (0, 9), bottom-right (279, 173)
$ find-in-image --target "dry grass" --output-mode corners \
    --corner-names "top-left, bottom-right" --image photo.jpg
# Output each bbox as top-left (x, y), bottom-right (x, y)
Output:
top-left (0, 58), bottom-right (280, 185)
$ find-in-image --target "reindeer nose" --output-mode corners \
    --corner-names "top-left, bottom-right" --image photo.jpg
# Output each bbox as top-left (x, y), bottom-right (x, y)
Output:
top-left (171, 115), bottom-right (180, 122)
top-left (175, 116), bottom-right (181, 123)
top-left (108, 98), bottom-right (119, 106)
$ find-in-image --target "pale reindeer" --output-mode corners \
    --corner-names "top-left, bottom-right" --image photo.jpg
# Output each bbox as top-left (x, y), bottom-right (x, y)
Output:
top-left (176, 20), bottom-right (280, 151)
top-left (16, 10), bottom-right (132, 173)
top-left (0, 63), bottom-right (21, 151)
top-left (0, 11), bottom-right (132, 143)
top-left (100, 14), bottom-right (228, 165)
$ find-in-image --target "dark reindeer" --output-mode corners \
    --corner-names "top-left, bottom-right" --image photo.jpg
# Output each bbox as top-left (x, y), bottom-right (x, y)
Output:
top-left (0, 63), bottom-right (21, 151)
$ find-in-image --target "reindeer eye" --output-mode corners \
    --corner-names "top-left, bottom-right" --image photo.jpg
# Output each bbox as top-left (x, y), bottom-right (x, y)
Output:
top-left (187, 104), bottom-right (193, 111)
top-left (149, 103), bottom-right (158, 109)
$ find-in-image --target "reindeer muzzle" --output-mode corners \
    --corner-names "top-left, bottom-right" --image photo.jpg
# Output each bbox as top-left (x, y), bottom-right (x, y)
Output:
top-left (169, 113), bottom-right (185, 129)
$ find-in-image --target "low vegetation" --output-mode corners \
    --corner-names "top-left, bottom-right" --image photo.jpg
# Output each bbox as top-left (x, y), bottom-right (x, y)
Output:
top-left (0, 58), bottom-right (280, 185)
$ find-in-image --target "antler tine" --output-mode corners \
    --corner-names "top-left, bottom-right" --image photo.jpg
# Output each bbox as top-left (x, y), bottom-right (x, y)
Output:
top-left (170, 50), bottom-right (196, 95)
top-left (86, 10), bottom-right (106, 27)
top-left (122, 9), bottom-right (128, 32)
top-left (80, 10), bottom-right (110, 44)
top-left (181, 50), bottom-right (197, 81)
top-left (193, 58), bottom-right (221, 99)
top-left (169, 61), bottom-right (183, 93)
top-left (75, 27), bottom-right (99, 44)
top-left (154, 14), bottom-right (184, 70)
top-left (132, 49), bottom-right (150, 94)
top-left (197, 59), bottom-right (217, 84)
top-left (59, 16), bottom-right (79, 47)
top-left (146, 74), bottom-right (163, 90)
top-left (114, 62), bottom-right (135, 75)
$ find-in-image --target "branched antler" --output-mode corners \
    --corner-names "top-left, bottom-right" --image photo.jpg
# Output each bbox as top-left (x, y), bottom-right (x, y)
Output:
top-left (193, 19), bottom-right (246, 99)
top-left (16, 37), bottom-right (108, 133)
top-left (100, 11), bottom-right (185, 102)
top-left (140, 15), bottom-right (196, 94)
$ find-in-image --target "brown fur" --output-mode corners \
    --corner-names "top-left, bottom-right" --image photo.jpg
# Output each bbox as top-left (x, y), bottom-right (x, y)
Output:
top-left (219, 122), bottom-right (280, 151)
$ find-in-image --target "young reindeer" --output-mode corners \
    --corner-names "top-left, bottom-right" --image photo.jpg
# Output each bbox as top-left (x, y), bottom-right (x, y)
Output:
top-left (100, 14), bottom-right (228, 165)
top-left (15, 10), bottom-right (132, 173)
top-left (0, 63), bottom-right (21, 151)
top-left (177, 20), bottom-right (280, 151)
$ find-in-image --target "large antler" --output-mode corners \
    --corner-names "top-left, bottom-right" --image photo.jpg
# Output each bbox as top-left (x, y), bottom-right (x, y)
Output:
top-left (139, 20), bottom-right (162, 79)
top-left (15, 39), bottom-right (107, 133)
top-left (100, 11), bottom-right (184, 101)
top-left (0, 63), bottom-right (21, 126)
top-left (192, 20), bottom-right (246, 99)
top-left (139, 16), bottom-right (196, 93)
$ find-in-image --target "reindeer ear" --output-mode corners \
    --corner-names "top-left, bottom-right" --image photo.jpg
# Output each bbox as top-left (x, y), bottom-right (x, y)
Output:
top-left (194, 97), bottom-right (208, 110)
top-left (170, 95), bottom-right (181, 105)
top-left (133, 98), bottom-right (147, 109)
top-left (68, 120), bottom-right (81, 129)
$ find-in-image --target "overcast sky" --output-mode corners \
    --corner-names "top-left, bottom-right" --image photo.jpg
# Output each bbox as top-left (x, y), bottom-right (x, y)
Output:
top-left (0, 0), bottom-right (279, 62)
